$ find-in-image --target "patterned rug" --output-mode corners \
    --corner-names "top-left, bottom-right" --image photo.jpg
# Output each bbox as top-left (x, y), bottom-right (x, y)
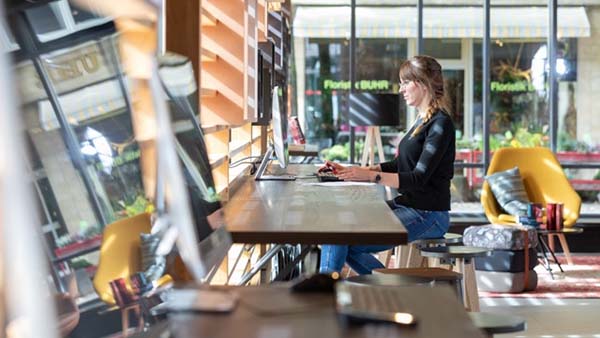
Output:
top-left (480, 255), bottom-right (600, 298)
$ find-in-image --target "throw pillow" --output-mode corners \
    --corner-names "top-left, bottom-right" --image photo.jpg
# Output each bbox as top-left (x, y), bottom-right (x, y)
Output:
top-left (485, 166), bottom-right (530, 216)
top-left (140, 233), bottom-right (166, 282)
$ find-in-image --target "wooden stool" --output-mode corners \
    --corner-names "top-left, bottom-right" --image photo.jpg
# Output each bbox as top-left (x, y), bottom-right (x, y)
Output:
top-left (420, 246), bottom-right (491, 312)
top-left (469, 312), bottom-right (526, 337)
top-left (372, 267), bottom-right (463, 300)
top-left (394, 233), bottom-right (463, 268)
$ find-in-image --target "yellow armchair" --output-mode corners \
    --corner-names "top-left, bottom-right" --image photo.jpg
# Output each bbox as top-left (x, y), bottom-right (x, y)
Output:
top-left (93, 212), bottom-right (173, 306)
top-left (481, 147), bottom-right (581, 228)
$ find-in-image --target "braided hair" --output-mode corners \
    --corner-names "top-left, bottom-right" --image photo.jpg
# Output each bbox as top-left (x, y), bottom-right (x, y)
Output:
top-left (399, 55), bottom-right (452, 137)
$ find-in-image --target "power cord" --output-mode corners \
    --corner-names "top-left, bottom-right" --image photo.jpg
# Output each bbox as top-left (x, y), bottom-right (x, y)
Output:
top-left (229, 155), bottom-right (263, 175)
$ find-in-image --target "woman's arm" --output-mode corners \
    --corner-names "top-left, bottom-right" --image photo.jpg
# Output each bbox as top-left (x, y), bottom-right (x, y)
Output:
top-left (336, 167), bottom-right (399, 188)
top-left (367, 164), bottom-right (381, 171)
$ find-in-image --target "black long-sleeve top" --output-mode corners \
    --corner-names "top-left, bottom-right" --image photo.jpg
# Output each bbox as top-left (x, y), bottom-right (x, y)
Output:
top-left (379, 111), bottom-right (456, 211)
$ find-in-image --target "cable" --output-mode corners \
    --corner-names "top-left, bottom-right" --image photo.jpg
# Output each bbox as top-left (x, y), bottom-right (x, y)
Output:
top-left (229, 161), bottom-right (257, 168)
top-left (230, 156), bottom-right (262, 167)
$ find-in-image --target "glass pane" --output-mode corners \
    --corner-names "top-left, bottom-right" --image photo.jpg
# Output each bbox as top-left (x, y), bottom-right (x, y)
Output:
top-left (68, 0), bottom-right (102, 24)
top-left (423, 1), bottom-right (482, 209)
top-left (556, 5), bottom-right (599, 162)
top-left (25, 2), bottom-right (67, 40)
top-left (292, 2), bottom-right (417, 163)
top-left (558, 2), bottom-right (600, 212)
top-left (23, 106), bottom-right (102, 249)
top-left (451, 168), bottom-right (485, 212)
top-left (423, 38), bottom-right (462, 59)
top-left (1, 21), bottom-right (20, 52)
top-left (16, 35), bottom-right (147, 271)
top-left (485, 3), bottom-right (550, 153)
top-left (292, 0), bottom-right (351, 159)
top-left (38, 37), bottom-right (146, 224)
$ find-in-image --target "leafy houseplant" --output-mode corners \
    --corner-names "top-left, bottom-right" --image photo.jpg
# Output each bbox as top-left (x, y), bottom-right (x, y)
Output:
top-left (320, 140), bottom-right (365, 162)
top-left (118, 195), bottom-right (154, 218)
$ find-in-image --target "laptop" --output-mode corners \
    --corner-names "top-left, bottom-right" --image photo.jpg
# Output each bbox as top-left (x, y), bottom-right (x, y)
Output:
top-left (335, 282), bottom-right (417, 326)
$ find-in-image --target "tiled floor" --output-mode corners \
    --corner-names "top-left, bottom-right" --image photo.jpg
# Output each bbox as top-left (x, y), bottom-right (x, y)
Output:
top-left (480, 297), bottom-right (600, 337)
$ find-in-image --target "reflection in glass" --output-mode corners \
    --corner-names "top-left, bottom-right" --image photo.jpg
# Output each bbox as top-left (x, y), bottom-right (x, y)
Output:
top-left (159, 52), bottom-right (222, 241)
top-left (25, 2), bottom-right (66, 39)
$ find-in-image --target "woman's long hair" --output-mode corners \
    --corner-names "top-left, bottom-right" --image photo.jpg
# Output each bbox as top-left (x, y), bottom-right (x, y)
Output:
top-left (399, 55), bottom-right (452, 137)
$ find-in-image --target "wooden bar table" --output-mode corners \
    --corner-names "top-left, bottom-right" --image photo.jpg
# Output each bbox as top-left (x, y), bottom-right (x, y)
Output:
top-left (223, 164), bottom-right (408, 284)
top-left (168, 284), bottom-right (486, 338)
top-left (224, 164), bottom-right (407, 245)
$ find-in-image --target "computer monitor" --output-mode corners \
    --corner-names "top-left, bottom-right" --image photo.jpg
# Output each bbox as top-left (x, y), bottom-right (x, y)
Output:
top-left (254, 85), bottom-right (295, 181)
top-left (349, 92), bottom-right (402, 127)
top-left (253, 41), bottom-right (274, 126)
top-left (154, 52), bottom-right (232, 284)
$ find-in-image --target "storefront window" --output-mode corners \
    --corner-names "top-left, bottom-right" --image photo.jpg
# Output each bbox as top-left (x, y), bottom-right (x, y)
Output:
top-left (558, 3), bottom-right (600, 210)
top-left (293, 1), bottom-right (600, 213)
top-left (13, 31), bottom-right (147, 298)
top-left (293, 3), bottom-right (410, 163)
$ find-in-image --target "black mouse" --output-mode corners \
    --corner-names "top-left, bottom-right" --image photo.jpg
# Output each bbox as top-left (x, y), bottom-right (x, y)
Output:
top-left (291, 272), bottom-right (341, 293)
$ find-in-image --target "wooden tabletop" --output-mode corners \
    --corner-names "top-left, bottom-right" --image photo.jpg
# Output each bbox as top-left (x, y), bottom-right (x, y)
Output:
top-left (168, 284), bottom-right (486, 338)
top-left (420, 246), bottom-right (492, 259)
top-left (223, 164), bottom-right (407, 245)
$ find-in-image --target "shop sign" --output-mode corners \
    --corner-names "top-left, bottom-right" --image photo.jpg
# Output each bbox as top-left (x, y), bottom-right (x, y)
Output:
top-left (16, 38), bottom-right (118, 103)
top-left (323, 79), bottom-right (390, 91)
top-left (490, 81), bottom-right (535, 93)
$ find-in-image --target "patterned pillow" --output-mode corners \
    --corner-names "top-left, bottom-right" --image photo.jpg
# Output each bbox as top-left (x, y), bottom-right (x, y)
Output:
top-left (485, 166), bottom-right (530, 216)
top-left (140, 233), bottom-right (166, 282)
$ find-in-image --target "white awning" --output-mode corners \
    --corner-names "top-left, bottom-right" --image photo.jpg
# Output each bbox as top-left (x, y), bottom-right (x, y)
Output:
top-left (293, 6), bottom-right (591, 38)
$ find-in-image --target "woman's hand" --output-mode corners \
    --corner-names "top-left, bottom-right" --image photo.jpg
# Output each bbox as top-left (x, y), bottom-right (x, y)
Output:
top-left (318, 160), bottom-right (346, 173)
top-left (337, 166), bottom-right (375, 182)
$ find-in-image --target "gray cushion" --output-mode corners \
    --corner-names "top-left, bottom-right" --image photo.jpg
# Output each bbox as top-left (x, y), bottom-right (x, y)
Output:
top-left (485, 167), bottom-right (530, 216)
top-left (463, 224), bottom-right (538, 250)
top-left (476, 270), bottom-right (538, 293)
top-left (140, 233), bottom-right (166, 282)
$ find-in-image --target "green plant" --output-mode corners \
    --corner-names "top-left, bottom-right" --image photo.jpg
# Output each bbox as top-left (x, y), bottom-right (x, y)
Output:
top-left (118, 195), bottom-right (154, 217)
top-left (479, 127), bottom-right (548, 151)
top-left (320, 141), bottom-right (365, 161)
top-left (70, 258), bottom-right (92, 269)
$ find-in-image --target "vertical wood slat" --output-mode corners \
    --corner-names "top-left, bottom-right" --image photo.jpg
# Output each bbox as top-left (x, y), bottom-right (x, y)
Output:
top-left (246, 0), bottom-right (258, 122)
top-left (165, 0), bottom-right (201, 95)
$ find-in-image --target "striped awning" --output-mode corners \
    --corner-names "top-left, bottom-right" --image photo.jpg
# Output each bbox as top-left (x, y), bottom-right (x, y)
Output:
top-left (293, 6), bottom-right (590, 38)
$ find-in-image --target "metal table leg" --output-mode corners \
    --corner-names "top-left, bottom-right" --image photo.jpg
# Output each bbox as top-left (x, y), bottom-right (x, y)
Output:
top-left (273, 245), bottom-right (313, 281)
top-left (238, 244), bottom-right (284, 286)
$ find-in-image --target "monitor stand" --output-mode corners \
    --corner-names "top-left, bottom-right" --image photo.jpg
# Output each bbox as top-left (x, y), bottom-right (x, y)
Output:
top-left (255, 145), bottom-right (296, 181)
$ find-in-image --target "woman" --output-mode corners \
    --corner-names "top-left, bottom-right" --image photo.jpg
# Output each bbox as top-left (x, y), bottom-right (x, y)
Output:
top-left (319, 55), bottom-right (456, 274)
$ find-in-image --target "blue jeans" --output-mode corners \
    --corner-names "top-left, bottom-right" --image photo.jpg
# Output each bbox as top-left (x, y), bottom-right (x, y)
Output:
top-left (319, 201), bottom-right (450, 274)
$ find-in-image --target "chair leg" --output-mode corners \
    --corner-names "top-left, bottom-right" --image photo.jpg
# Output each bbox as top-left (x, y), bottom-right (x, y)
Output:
top-left (454, 258), bottom-right (479, 312)
top-left (380, 249), bottom-right (393, 268)
top-left (393, 246), bottom-right (401, 268)
top-left (548, 234), bottom-right (555, 252)
top-left (557, 233), bottom-right (574, 265)
top-left (134, 305), bottom-right (144, 332)
top-left (121, 308), bottom-right (129, 337)
top-left (463, 261), bottom-right (480, 312)
top-left (405, 245), bottom-right (414, 268)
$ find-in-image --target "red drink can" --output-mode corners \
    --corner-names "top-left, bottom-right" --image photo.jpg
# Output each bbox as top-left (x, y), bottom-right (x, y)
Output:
top-left (546, 203), bottom-right (557, 230)
top-left (109, 278), bottom-right (135, 307)
top-left (555, 203), bottom-right (564, 230)
top-left (109, 278), bottom-right (127, 307)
